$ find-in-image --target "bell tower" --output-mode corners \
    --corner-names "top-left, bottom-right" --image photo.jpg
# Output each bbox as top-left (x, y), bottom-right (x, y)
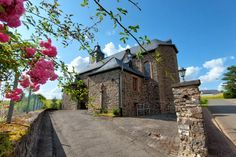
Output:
top-left (90, 45), bottom-right (105, 64)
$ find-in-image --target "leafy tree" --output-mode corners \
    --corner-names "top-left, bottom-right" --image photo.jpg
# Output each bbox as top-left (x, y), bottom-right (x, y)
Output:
top-left (222, 66), bottom-right (236, 98)
top-left (0, 0), bottom-right (150, 123)
top-left (51, 97), bottom-right (58, 109)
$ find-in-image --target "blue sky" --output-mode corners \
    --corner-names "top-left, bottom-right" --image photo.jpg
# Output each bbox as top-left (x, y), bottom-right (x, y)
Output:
top-left (18, 0), bottom-right (236, 99)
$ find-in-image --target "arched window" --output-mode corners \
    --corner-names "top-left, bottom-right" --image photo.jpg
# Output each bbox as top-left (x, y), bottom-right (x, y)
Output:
top-left (144, 62), bottom-right (151, 78)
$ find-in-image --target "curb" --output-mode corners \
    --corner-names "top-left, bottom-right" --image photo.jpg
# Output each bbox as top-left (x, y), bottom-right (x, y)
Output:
top-left (204, 108), bottom-right (236, 146)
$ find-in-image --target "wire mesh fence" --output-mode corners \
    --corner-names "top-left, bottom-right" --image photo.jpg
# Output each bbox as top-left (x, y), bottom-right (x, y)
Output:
top-left (0, 94), bottom-right (44, 122)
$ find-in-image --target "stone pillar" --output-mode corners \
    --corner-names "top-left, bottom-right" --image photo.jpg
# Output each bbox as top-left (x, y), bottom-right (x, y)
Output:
top-left (172, 80), bottom-right (207, 157)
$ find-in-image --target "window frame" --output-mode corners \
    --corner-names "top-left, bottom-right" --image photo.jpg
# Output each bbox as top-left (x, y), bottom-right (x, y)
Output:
top-left (133, 77), bottom-right (138, 91)
top-left (144, 61), bottom-right (152, 79)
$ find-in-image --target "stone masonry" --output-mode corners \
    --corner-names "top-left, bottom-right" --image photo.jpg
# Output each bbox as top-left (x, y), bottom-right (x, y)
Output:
top-left (62, 39), bottom-right (180, 116)
top-left (62, 93), bottom-right (77, 110)
top-left (172, 80), bottom-right (208, 157)
top-left (132, 46), bottom-right (179, 114)
top-left (89, 69), bottom-right (120, 111)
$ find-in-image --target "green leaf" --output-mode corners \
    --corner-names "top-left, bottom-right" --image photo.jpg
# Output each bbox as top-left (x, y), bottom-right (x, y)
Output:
top-left (128, 25), bottom-right (139, 33)
top-left (117, 7), bottom-right (128, 15)
top-left (81, 0), bottom-right (89, 7)
top-left (0, 5), bottom-right (5, 13)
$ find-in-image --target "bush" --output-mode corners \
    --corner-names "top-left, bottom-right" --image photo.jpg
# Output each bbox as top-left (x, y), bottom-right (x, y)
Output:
top-left (112, 108), bottom-right (120, 116)
top-left (99, 108), bottom-right (108, 114)
top-left (200, 98), bottom-right (208, 104)
top-left (223, 92), bottom-right (236, 99)
top-left (0, 134), bottom-right (13, 157)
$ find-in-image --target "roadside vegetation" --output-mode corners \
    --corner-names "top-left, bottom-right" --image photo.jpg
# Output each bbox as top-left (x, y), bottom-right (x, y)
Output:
top-left (0, 112), bottom-right (41, 157)
top-left (222, 66), bottom-right (236, 99)
top-left (200, 93), bottom-right (224, 107)
top-left (41, 98), bottom-right (62, 110)
top-left (201, 93), bottom-right (224, 100)
top-left (95, 108), bottom-right (120, 117)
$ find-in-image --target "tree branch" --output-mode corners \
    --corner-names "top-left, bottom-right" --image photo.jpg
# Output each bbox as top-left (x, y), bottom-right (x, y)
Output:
top-left (93, 0), bottom-right (147, 52)
top-left (128, 0), bottom-right (141, 11)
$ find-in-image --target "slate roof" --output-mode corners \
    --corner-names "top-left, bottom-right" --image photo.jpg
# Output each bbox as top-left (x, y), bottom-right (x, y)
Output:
top-left (88, 57), bottom-right (144, 77)
top-left (201, 90), bottom-right (220, 95)
top-left (78, 39), bottom-right (177, 76)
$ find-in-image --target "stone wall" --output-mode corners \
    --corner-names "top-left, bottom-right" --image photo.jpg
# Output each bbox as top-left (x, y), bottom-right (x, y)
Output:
top-left (122, 72), bottom-right (160, 116)
top-left (157, 46), bottom-right (180, 113)
top-left (14, 111), bottom-right (45, 157)
top-left (122, 73), bottom-right (143, 116)
top-left (132, 46), bottom-right (179, 114)
top-left (88, 69), bottom-right (120, 111)
top-left (172, 80), bottom-right (208, 157)
top-left (61, 93), bottom-right (77, 110)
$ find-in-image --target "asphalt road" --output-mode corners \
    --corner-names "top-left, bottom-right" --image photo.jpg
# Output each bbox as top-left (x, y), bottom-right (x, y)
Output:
top-left (49, 110), bottom-right (166, 157)
top-left (208, 99), bottom-right (236, 145)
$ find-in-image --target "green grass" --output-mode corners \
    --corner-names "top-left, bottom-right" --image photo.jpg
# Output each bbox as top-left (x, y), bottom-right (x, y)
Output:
top-left (96, 112), bottom-right (115, 117)
top-left (200, 97), bottom-right (208, 107)
top-left (200, 93), bottom-right (224, 108)
top-left (201, 93), bottom-right (224, 99)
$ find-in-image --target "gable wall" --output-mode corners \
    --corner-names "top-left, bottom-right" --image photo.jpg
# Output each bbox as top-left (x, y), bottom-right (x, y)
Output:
top-left (88, 69), bottom-right (120, 111)
top-left (122, 72), bottom-right (160, 116)
top-left (131, 46), bottom-right (179, 113)
top-left (156, 46), bottom-right (180, 113)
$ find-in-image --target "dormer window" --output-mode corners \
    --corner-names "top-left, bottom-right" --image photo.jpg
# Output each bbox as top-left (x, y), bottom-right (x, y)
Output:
top-left (144, 62), bottom-right (151, 78)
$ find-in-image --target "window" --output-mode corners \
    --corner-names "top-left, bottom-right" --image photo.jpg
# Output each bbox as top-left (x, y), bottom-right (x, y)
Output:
top-left (133, 77), bottom-right (138, 91)
top-left (144, 62), bottom-right (151, 78)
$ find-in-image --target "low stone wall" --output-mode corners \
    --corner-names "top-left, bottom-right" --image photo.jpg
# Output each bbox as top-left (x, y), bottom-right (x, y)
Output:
top-left (62, 93), bottom-right (77, 110)
top-left (14, 111), bottom-right (45, 157)
top-left (172, 80), bottom-right (208, 157)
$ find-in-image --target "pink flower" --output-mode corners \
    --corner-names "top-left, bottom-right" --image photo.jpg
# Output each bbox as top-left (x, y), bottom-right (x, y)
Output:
top-left (5, 87), bottom-right (23, 102)
top-left (11, 95), bottom-right (21, 101)
top-left (0, 32), bottom-right (10, 42)
top-left (0, 0), bottom-right (25, 28)
top-left (25, 47), bottom-right (36, 57)
top-left (50, 73), bottom-right (58, 81)
top-left (27, 58), bottom-right (57, 85)
top-left (5, 92), bottom-right (12, 98)
top-left (14, 88), bottom-right (23, 95)
top-left (0, 0), bottom-right (13, 5)
top-left (40, 39), bottom-right (57, 57)
top-left (0, 24), bottom-right (5, 30)
top-left (31, 83), bottom-right (40, 92)
top-left (19, 75), bottom-right (30, 88)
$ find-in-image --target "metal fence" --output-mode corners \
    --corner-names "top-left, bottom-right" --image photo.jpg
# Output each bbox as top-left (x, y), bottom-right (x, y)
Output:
top-left (14, 94), bottom-right (44, 114)
top-left (0, 94), bottom-right (44, 122)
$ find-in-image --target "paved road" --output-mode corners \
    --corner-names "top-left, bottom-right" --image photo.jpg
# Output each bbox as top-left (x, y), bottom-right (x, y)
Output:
top-left (49, 110), bottom-right (166, 157)
top-left (208, 99), bottom-right (236, 145)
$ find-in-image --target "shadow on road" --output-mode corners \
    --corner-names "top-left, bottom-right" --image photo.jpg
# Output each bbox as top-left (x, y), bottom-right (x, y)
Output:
top-left (208, 105), bottom-right (236, 114)
top-left (203, 108), bottom-right (236, 157)
top-left (37, 111), bottom-right (66, 157)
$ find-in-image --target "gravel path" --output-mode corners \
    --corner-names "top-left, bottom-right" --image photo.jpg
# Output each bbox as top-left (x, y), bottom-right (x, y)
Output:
top-left (49, 110), bottom-right (178, 157)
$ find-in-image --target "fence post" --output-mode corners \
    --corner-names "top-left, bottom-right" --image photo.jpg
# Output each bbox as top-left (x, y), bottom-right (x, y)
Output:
top-left (6, 72), bottom-right (19, 123)
top-left (26, 89), bottom-right (32, 113)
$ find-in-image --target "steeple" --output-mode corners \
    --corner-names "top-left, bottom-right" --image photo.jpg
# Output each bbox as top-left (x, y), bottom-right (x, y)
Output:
top-left (90, 44), bottom-right (105, 64)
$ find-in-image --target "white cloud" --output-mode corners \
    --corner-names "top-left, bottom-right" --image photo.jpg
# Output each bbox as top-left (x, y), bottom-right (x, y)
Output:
top-left (230, 56), bottom-right (235, 60)
top-left (217, 82), bottom-right (224, 91)
top-left (36, 86), bottom-right (62, 99)
top-left (199, 58), bottom-right (226, 83)
top-left (185, 66), bottom-right (200, 80)
top-left (67, 56), bottom-right (89, 73)
top-left (102, 42), bottom-right (130, 56)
